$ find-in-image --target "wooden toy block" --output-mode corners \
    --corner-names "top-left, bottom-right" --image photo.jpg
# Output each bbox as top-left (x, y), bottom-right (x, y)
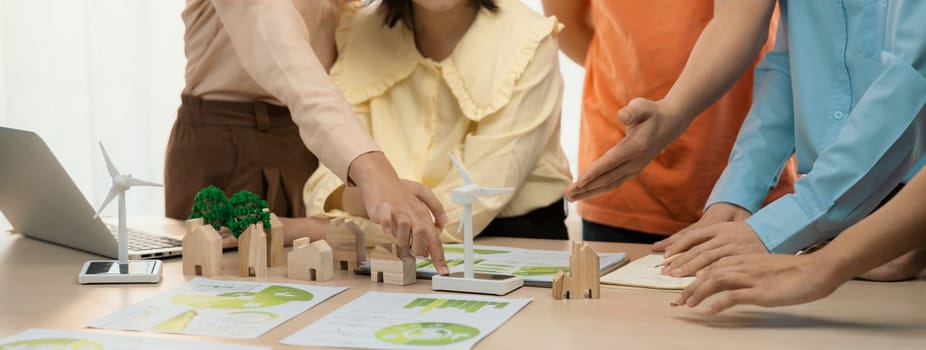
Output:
top-left (266, 212), bottom-right (285, 267)
top-left (182, 218), bottom-right (223, 276)
top-left (184, 218), bottom-right (205, 234)
top-left (327, 217), bottom-right (366, 271)
top-left (370, 243), bottom-right (416, 286)
top-left (552, 241), bottom-right (600, 300)
top-left (287, 237), bottom-right (334, 282)
top-left (237, 224), bottom-right (268, 278)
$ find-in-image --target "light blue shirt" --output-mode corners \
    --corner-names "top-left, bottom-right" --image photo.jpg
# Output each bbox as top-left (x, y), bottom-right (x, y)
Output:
top-left (706, 0), bottom-right (926, 254)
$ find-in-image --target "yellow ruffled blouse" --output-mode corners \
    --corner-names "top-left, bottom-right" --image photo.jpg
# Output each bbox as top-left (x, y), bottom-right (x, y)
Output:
top-left (304, 0), bottom-right (572, 245)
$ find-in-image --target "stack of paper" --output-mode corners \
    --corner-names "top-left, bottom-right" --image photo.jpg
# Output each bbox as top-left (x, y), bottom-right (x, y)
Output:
top-left (600, 254), bottom-right (695, 290)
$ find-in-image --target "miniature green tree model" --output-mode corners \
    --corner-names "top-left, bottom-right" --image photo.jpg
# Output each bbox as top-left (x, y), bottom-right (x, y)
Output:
top-left (189, 185), bottom-right (230, 230)
top-left (189, 186), bottom-right (271, 239)
top-left (226, 190), bottom-right (271, 239)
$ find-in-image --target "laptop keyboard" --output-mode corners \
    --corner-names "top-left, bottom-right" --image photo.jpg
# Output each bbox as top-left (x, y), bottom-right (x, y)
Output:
top-left (106, 224), bottom-right (182, 251)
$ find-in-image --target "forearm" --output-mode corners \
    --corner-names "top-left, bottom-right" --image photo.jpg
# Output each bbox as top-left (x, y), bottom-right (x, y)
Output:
top-left (817, 168), bottom-right (926, 282)
top-left (541, 0), bottom-right (592, 66)
top-left (813, 167), bottom-right (926, 281)
top-left (662, 0), bottom-right (776, 121)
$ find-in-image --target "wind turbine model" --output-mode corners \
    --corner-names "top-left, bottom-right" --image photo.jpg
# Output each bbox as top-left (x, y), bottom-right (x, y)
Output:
top-left (77, 143), bottom-right (163, 284)
top-left (431, 153), bottom-right (524, 295)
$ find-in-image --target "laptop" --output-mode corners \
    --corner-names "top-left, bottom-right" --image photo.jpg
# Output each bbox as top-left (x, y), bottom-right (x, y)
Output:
top-left (0, 127), bottom-right (183, 259)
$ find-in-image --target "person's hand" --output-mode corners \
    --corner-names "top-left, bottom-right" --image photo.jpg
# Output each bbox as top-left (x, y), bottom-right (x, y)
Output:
top-left (566, 98), bottom-right (692, 201)
top-left (342, 179), bottom-right (446, 255)
top-left (653, 204), bottom-right (766, 277)
top-left (347, 152), bottom-right (450, 274)
top-left (653, 202), bottom-right (752, 253)
top-left (342, 179), bottom-right (443, 256)
top-left (674, 254), bottom-right (843, 315)
top-left (659, 221), bottom-right (768, 277)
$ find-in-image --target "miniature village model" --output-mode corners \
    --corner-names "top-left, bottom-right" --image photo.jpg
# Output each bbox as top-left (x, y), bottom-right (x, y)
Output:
top-left (552, 241), bottom-right (600, 300)
top-left (288, 237), bottom-right (334, 282)
top-left (184, 186), bottom-right (275, 277)
top-left (266, 212), bottom-right (285, 267)
top-left (370, 243), bottom-right (416, 286)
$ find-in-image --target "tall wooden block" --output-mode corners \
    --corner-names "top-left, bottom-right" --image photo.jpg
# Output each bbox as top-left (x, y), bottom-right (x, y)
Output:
top-left (266, 212), bottom-right (285, 267)
top-left (552, 241), bottom-right (600, 300)
top-left (287, 237), bottom-right (334, 282)
top-left (238, 224), bottom-right (268, 278)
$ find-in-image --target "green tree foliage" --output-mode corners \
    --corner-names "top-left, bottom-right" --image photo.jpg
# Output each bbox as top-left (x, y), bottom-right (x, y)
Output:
top-left (189, 186), bottom-right (270, 238)
top-left (226, 190), bottom-right (271, 239)
top-left (189, 185), bottom-right (230, 230)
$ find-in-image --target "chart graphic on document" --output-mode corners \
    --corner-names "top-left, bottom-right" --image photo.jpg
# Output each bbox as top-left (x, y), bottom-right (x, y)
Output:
top-left (282, 292), bottom-right (531, 350)
top-left (87, 278), bottom-right (345, 338)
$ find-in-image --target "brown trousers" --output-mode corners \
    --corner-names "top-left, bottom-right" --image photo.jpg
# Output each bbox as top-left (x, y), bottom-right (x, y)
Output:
top-left (164, 95), bottom-right (318, 219)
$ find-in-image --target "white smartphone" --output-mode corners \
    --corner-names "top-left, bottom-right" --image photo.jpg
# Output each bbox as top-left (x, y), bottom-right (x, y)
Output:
top-left (78, 260), bottom-right (163, 284)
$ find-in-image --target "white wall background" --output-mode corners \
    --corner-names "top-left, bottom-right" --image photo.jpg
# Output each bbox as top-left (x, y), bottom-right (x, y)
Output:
top-left (0, 0), bottom-right (584, 220)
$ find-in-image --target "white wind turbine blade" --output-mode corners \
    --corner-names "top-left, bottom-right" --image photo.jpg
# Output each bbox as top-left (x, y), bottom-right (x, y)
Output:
top-left (479, 187), bottom-right (513, 196)
top-left (99, 142), bottom-right (119, 177)
top-left (457, 218), bottom-right (465, 234)
top-left (448, 152), bottom-right (473, 185)
top-left (94, 186), bottom-right (119, 218)
top-left (125, 177), bottom-right (162, 188)
top-left (456, 205), bottom-right (473, 234)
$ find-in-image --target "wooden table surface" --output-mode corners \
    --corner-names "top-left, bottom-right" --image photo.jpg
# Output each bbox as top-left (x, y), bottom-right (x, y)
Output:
top-left (1, 216), bottom-right (924, 349)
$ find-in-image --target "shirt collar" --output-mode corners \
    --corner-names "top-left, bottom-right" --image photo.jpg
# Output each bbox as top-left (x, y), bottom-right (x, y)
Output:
top-left (331, 0), bottom-right (560, 121)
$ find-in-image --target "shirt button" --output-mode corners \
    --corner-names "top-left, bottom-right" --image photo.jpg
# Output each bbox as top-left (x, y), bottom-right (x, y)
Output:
top-left (833, 111), bottom-right (845, 120)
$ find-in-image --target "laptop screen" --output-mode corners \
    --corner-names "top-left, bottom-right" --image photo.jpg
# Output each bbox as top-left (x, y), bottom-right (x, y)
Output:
top-left (0, 127), bottom-right (121, 258)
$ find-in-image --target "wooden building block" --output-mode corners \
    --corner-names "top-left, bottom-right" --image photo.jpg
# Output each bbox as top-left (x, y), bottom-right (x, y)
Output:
top-left (237, 224), bottom-right (268, 278)
top-left (287, 237), bottom-right (334, 282)
top-left (370, 243), bottom-right (416, 286)
top-left (266, 212), bottom-right (285, 267)
top-left (182, 218), bottom-right (223, 276)
top-left (552, 241), bottom-right (600, 300)
top-left (327, 217), bottom-right (366, 271)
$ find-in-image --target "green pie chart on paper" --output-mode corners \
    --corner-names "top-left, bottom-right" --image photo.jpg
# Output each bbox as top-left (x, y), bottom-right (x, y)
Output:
top-left (0, 338), bottom-right (103, 350)
top-left (375, 322), bottom-right (479, 346)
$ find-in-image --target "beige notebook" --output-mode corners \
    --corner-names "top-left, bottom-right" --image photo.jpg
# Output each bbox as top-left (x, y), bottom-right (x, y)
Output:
top-left (600, 254), bottom-right (695, 290)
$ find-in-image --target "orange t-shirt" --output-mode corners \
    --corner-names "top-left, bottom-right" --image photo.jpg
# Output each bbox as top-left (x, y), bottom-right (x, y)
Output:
top-left (579, 1), bottom-right (796, 235)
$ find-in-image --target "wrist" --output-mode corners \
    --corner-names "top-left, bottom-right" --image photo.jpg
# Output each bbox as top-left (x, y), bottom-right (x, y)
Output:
top-left (340, 186), bottom-right (367, 217)
top-left (705, 202), bottom-right (751, 221)
top-left (657, 97), bottom-right (697, 126)
top-left (347, 151), bottom-right (396, 187)
top-left (814, 248), bottom-right (859, 285)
